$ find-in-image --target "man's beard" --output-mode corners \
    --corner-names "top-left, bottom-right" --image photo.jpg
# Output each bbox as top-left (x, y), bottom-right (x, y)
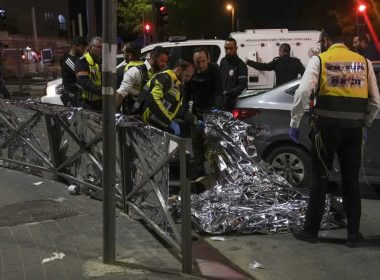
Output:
top-left (226, 54), bottom-right (235, 60)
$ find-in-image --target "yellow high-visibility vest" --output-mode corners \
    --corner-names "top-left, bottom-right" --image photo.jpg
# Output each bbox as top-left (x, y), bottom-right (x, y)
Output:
top-left (81, 52), bottom-right (101, 102)
top-left (142, 69), bottom-right (183, 127)
top-left (314, 44), bottom-right (368, 123)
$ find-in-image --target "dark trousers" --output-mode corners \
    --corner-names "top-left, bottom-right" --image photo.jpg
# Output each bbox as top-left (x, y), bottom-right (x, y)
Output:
top-left (121, 96), bottom-right (137, 115)
top-left (304, 125), bottom-right (363, 235)
top-left (0, 79), bottom-right (10, 99)
top-left (82, 99), bottom-right (102, 112)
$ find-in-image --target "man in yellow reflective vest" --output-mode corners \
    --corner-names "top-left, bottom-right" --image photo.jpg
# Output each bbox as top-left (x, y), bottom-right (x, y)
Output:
top-left (289, 23), bottom-right (380, 246)
top-left (115, 46), bottom-right (169, 114)
top-left (75, 36), bottom-right (102, 111)
top-left (141, 59), bottom-right (203, 137)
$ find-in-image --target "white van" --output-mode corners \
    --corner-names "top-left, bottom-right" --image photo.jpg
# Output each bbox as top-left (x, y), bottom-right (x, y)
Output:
top-left (142, 29), bottom-right (320, 90)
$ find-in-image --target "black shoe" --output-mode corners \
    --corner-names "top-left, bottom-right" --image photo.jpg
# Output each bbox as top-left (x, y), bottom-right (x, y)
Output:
top-left (292, 228), bottom-right (318, 243)
top-left (189, 169), bottom-right (206, 181)
top-left (347, 232), bottom-right (364, 248)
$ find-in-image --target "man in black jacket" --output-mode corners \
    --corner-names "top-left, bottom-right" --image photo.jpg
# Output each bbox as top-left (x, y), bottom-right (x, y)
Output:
top-left (184, 48), bottom-right (224, 114)
top-left (75, 37), bottom-right (102, 111)
top-left (60, 36), bottom-right (88, 106)
top-left (184, 47), bottom-right (224, 179)
top-left (220, 38), bottom-right (248, 111)
top-left (246, 43), bottom-right (305, 87)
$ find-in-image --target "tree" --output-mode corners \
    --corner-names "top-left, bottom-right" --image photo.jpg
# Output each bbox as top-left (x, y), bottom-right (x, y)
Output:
top-left (165, 0), bottom-right (230, 39)
top-left (118, 0), bottom-right (152, 38)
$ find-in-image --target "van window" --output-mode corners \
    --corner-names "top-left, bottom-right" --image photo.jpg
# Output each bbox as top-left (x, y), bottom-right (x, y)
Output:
top-left (141, 47), bottom-right (174, 67)
top-left (142, 44), bottom-right (221, 69)
top-left (181, 45), bottom-right (221, 63)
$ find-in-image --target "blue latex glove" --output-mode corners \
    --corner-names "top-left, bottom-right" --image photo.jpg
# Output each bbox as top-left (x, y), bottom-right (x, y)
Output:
top-left (197, 120), bottom-right (205, 129)
top-left (211, 108), bottom-right (220, 113)
top-left (289, 127), bottom-right (300, 144)
top-left (169, 121), bottom-right (181, 136)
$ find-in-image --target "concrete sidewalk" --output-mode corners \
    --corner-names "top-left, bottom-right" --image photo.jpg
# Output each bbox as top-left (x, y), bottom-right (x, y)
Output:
top-left (0, 167), bottom-right (200, 280)
top-left (205, 198), bottom-right (380, 280)
top-left (4, 165), bottom-right (379, 280)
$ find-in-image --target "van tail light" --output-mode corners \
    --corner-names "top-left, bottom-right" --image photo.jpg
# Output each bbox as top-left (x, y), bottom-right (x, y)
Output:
top-left (232, 108), bottom-right (261, 120)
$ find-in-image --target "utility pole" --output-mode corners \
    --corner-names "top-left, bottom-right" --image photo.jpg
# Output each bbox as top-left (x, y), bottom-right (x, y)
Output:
top-left (102, 0), bottom-right (117, 264)
top-left (31, 7), bottom-right (38, 50)
top-left (151, 0), bottom-right (158, 42)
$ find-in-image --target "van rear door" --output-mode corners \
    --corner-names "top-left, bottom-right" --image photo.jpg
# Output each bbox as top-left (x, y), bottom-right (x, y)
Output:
top-left (239, 42), bottom-right (275, 89)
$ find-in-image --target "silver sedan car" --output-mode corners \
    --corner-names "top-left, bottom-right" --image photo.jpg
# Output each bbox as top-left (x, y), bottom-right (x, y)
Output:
top-left (233, 63), bottom-right (380, 189)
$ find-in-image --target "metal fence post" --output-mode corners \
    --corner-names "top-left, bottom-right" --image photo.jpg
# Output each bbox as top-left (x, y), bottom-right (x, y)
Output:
top-left (118, 126), bottom-right (134, 214)
top-left (180, 138), bottom-right (192, 273)
top-left (45, 115), bottom-right (63, 180)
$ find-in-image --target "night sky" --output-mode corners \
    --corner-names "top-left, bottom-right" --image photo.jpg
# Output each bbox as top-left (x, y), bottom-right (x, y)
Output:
top-left (69, 0), bottom-right (357, 39)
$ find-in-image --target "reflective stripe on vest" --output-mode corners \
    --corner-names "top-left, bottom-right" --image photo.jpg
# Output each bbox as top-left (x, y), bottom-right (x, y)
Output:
top-left (124, 60), bottom-right (144, 72)
top-left (142, 69), bottom-right (183, 125)
top-left (124, 60), bottom-right (146, 97)
top-left (82, 52), bottom-right (101, 101)
top-left (315, 44), bottom-right (368, 121)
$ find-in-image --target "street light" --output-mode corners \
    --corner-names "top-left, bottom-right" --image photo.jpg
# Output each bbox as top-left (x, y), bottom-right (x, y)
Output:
top-left (356, 3), bottom-right (367, 36)
top-left (226, 3), bottom-right (235, 32)
top-left (358, 3), bottom-right (367, 13)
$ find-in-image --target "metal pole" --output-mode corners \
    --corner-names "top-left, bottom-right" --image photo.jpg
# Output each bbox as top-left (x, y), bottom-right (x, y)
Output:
top-left (232, 7), bottom-right (235, 33)
top-left (180, 139), bottom-right (192, 274)
top-left (31, 7), bottom-right (38, 50)
top-left (71, 19), bottom-right (76, 37)
top-left (151, 0), bottom-right (158, 42)
top-left (142, 12), bottom-right (146, 46)
top-left (102, 0), bottom-right (117, 264)
top-left (78, 14), bottom-right (83, 37)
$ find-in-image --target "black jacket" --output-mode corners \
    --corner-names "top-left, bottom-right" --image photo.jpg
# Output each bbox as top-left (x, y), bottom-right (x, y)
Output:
top-left (184, 63), bottom-right (224, 114)
top-left (74, 56), bottom-right (102, 96)
top-left (360, 43), bottom-right (380, 61)
top-left (220, 56), bottom-right (248, 99)
top-left (60, 53), bottom-right (81, 104)
top-left (247, 54), bottom-right (305, 86)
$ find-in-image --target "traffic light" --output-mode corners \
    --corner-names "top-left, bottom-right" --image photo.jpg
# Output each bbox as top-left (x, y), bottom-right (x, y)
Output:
top-left (144, 23), bottom-right (151, 34)
top-left (156, 1), bottom-right (168, 40)
top-left (144, 23), bottom-right (152, 45)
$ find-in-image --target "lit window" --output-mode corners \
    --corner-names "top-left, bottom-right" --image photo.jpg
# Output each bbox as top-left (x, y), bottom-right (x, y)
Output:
top-left (58, 15), bottom-right (66, 30)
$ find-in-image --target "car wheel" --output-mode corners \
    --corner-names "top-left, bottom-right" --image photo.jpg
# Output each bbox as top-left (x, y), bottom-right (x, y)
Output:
top-left (265, 145), bottom-right (311, 189)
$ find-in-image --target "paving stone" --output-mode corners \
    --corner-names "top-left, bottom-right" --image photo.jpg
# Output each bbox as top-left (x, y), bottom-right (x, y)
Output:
top-left (0, 168), bottom-right (198, 280)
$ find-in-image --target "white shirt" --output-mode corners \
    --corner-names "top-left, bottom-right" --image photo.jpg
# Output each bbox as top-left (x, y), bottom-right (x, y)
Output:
top-left (290, 45), bottom-right (380, 128)
top-left (117, 60), bottom-right (152, 98)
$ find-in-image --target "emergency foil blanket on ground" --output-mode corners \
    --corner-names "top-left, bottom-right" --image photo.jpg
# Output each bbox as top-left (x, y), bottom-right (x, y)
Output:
top-left (174, 111), bottom-right (341, 234)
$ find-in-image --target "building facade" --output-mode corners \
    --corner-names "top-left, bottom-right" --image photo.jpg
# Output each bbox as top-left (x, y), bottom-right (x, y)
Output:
top-left (0, 0), bottom-right (70, 38)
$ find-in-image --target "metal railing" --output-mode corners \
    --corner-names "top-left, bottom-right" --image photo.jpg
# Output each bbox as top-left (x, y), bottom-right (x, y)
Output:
top-left (0, 99), bottom-right (193, 273)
